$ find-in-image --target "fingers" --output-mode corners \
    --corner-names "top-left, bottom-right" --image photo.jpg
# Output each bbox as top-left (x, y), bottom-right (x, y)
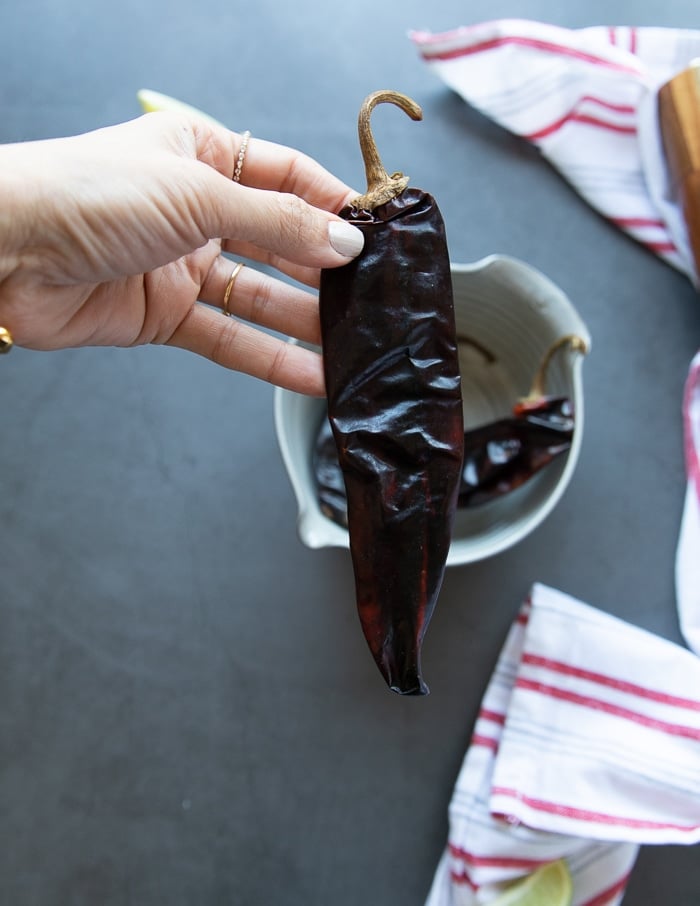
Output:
top-left (227, 135), bottom-right (357, 213)
top-left (172, 114), bottom-right (364, 270)
top-left (198, 171), bottom-right (363, 270)
top-left (166, 253), bottom-right (327, 395)
top-left (166, 302), bottom-right (325, 396)
top-left (136, 113), bottom-right (364, 273)
top-left (199, 255), bottom-right (321, 346)
top-left (186, 117), bottom-right (357, 213)
top-left (218, 239), bottom-right (326, 289)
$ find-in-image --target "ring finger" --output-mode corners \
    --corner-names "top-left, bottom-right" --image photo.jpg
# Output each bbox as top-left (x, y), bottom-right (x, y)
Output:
top-left (199, 254), bottom-right (322, 347)
top-left (220, 237), bottom-right (324, 290)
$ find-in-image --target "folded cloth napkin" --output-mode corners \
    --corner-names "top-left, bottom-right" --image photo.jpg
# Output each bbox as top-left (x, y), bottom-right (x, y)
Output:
top-left (411, 20), bottom-right (700, 656)
top-left (426, 583), bottom-right (700, 906)
top-left (410, 19), bottom-right (700, 282)
top-left (677, 351), bottom-right (700, 655)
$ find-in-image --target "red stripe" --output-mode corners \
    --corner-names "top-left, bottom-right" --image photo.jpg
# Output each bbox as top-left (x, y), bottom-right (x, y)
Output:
top-left (610, 216), bottom-right (667, 229)
top-left (642, 239), bottom-right (678, 254)
top-left (521, 653), bottom-right (700, 712)
top-left (479, 707), bottom-right (506, 725)
top-left (578, 95), bottom-right (636, 114)
top-left (419, 35), bottom-right (641, 74)
top-left (449, 868), bottom-right (478, 890)
top-left (515, 596), bottom-right (532, 625)
top-left (525, 111), bottom-right (637, 141)
top-left (629, 27), bottom-right (638, 55)
top-left (608, 215), bottom-right (677, 254)
top-left (516, 677), bottom-right (700, 740)
top-left (471, 733), bottom-right (499, 752)
top-left (608, 26), bottom-right (639, 57)
top-left (581, 871), bottom-right (633, 906)
top-left (491, 786), bottom-right (700, 832)
top-left (448, 842), bottom-right (549, 869)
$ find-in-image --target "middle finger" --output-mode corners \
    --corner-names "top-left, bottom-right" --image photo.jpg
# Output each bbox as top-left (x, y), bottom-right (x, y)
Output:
top-left (199, 255), bottom-right (322, 347)
top-left (220, 236), bottom-right (327, 289)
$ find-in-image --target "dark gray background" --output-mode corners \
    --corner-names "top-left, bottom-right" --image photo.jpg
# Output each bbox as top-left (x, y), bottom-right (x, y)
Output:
top-left (1, 1), bottom-right (699, 904)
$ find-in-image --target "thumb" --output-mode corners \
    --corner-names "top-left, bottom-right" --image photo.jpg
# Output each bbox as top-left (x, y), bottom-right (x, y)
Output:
top-left (203, 171), bottom-right (365, 268)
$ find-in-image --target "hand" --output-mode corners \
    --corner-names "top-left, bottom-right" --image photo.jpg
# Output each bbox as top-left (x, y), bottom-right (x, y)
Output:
top-left (0, 112), bottom-right (365, 394)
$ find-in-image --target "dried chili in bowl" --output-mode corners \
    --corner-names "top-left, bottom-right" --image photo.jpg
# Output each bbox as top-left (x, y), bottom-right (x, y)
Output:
top-left (457, 397), bottom-right (574, 506)
top-left (319, 90), bottom-right (464, 696)
top-left (459, 334), bottom-right (585, 506)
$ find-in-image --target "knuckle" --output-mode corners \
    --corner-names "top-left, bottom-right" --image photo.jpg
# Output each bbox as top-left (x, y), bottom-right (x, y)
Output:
top-left (211, 318), bottom-right (242, 369)
top-left (248, 276), bottom-right (275, 324)
top-left (264, 341), bottom-right (290, 385)
top-left (276, 192), bottom-right (312, 248)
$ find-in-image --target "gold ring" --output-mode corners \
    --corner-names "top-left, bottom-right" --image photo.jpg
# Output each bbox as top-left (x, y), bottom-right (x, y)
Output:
top-left (233, 130), bottom-right (251, 183)
top-left (223, 262), bottom-right (245, 316)
top-left (0, 326), bottom-right (13, 354)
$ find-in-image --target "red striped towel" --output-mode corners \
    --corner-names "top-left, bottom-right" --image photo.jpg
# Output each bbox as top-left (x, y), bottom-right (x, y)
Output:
top-left (411, 20), bottom-right (700, 657)
top-left (411, 20), bottom-right (700, 282)
top-left (425, 584), bottom-right (700, 906)
top-left (677, 352), bottom-right (700, 655)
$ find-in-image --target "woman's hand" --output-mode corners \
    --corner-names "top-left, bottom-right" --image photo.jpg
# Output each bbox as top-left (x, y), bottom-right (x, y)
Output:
top-left (0, 111), bottom-right (364, 394)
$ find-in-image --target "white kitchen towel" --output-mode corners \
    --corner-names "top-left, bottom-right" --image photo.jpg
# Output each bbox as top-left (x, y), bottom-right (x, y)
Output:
top-left (411, 20), bottom-right (700, 657)
top-left (677, 351), bottom-right (700, 655)
top-left (410, 20), bottom-right (700, 283)
top-left (426, 583), bottom-right (700, 906)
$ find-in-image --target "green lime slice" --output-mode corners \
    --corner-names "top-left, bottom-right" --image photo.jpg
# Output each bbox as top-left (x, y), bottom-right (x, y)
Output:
top-left (489, 859), bottom-right (573, 906)
top-left (136, 90), bottom-right (224, 127)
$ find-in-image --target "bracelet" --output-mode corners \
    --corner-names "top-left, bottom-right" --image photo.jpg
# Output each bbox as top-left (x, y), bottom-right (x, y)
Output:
top-left (0, 326), bottom-right (13, 354)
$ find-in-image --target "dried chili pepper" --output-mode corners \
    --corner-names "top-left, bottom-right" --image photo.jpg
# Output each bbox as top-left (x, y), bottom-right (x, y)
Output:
top-left (315, 397), bottom-right (573, 518)
top-left (319, 90), bottom-right (464, 696)
top-left (457, 397), bottom-right (573, 506)
top-left (314, 334), bottom-right (586, 516)
top-left (314, 414), bottom-right (350, 529)
top-left (459, 334), bottom-right (585, 506)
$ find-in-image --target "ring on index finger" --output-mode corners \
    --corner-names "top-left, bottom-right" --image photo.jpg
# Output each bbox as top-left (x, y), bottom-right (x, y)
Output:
top-left (233, 131), bottom-right (251, 183)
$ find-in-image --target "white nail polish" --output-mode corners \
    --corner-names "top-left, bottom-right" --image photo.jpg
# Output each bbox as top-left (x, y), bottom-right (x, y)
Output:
top-left (328, 221), bottom-right (364, 258)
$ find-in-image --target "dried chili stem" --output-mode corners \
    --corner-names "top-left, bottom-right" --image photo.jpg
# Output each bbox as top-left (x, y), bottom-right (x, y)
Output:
top-left (351, 90), bottom-right (423, 211)
top-left (524, 334), bottom-right (589, 401)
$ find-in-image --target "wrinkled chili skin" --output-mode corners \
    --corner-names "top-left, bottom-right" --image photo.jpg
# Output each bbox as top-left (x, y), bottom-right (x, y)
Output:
top-left (319, 187), bottom-right (464, 696)
top-left (314, 397), bottom-right (574, 521)
top-left (314, 415), bottom-right (350, 528)
top-left (459, 397), bottom-right (574, 506)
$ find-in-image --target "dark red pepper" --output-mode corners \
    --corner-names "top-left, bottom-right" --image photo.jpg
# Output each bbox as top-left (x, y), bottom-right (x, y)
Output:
top-left (315, 396), bottom-right (573, 518)
top-left (319, 91), bottom-right (464, 696)
top-left (315, 334), bottom-right (586, 517)
top-left (461, 333), bottom-right (585, 504)
top-left (457, 397), bottom-right (574, 506)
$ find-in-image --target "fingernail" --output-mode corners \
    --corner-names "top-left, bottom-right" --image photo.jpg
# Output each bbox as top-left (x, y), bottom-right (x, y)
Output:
top-left (328, 221), bottom-right (364, 258)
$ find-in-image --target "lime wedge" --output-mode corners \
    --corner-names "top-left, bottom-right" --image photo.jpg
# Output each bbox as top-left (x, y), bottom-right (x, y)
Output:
top-left (489, 859), bottom-right (573, 906)
top-left (136, 89), bottom-right (224, 127)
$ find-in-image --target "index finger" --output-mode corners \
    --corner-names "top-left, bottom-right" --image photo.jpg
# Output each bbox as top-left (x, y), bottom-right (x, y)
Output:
top-left (188, 117), bottom-right (356, 213)
top-left (234, 137), bottom-right (357, 213)
top-left (138, 93), bottom-right (357, 213)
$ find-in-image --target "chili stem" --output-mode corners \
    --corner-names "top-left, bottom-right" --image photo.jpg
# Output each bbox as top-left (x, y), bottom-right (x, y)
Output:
top-left (525, 334), bottom-right (588, 401)
top-left (351, 90), bottom-right (423, 211)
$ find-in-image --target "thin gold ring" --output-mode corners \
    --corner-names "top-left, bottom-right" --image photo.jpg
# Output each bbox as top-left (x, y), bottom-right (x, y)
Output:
top-left (233, 130), bottom-right (251, 183)
top-left (0, 326), bottom-right (13, 354)
top-left (223, 263), bottom-right (245, 316)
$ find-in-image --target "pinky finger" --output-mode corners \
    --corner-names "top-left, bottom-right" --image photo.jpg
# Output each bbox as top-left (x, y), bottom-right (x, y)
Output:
top-left (166, 303), bottom-right (325, 396)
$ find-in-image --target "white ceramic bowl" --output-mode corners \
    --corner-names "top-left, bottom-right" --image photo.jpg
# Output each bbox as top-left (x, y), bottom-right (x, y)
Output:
top-left (274, 255), bottom-right (590, 566)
